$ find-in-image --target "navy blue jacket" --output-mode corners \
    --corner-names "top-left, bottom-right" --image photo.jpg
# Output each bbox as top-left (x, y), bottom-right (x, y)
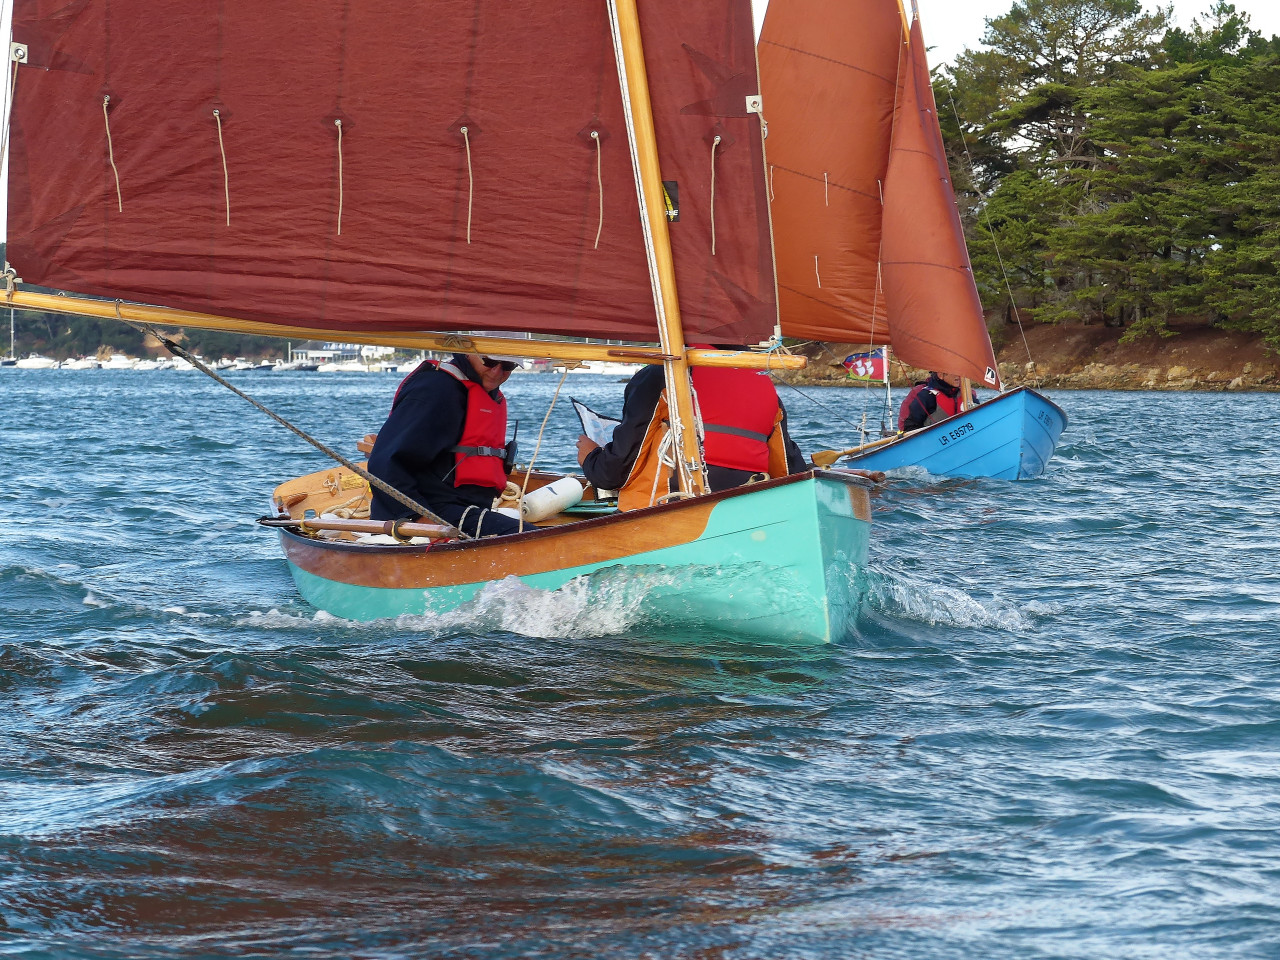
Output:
top-left (581, 364), bottom-right (807, 492)
top-left (368, 355), bottom-right (508, 524)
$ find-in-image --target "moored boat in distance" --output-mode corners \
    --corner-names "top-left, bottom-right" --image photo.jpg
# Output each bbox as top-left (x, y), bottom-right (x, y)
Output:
top-left (15, 353), bottom-right (57, 369)
top-left (61, 356), bottom-right (101, 369)
top-left (101, 354), bottom-right (137, 370)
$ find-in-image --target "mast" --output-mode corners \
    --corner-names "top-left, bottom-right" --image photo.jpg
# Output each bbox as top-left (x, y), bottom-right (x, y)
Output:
top-left (609, 0), bottom-right (706, 497)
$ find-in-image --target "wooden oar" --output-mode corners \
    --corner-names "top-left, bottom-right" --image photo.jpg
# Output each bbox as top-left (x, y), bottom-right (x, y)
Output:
top-left (260, 516), bottom-right (458, 540)
top-left (811, 432), bottom-right (902, 469)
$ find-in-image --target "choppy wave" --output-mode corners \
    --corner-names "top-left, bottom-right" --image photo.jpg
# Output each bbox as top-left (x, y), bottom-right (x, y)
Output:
top-left (4, 378), bottom-right (1280, 958)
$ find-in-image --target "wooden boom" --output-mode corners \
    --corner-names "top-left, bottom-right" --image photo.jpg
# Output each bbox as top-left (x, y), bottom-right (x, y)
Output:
top-left (3, 290), bottom-right (805, 371)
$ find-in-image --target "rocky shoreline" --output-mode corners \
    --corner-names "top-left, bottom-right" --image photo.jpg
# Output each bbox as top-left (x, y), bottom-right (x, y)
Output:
top-left (780, 318), bottom-right (1280, 391)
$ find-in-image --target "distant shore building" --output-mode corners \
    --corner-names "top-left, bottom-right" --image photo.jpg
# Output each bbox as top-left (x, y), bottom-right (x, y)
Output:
top-left (291, 341), bottom-right (394, 364)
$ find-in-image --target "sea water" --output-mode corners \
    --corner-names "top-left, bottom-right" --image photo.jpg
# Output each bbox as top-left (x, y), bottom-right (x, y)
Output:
top-left (1, 369), bottom-right (1278, 959)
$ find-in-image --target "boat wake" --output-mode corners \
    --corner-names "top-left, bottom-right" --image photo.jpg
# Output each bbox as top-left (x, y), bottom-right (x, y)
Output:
top-left (861, 563), bottom-right (1050, 633)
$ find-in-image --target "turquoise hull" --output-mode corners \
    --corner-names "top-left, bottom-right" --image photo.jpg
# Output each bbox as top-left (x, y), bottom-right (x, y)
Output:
top-left (280, 472), bottom-right (872, 644)
top-left (846, 387), bottom-right (1067, 479)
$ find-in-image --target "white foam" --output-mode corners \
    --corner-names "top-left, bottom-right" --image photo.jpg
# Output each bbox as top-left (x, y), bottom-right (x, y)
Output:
top-left (867, 568), bottom-right (1035, 632)
top-left (397, 574), bottom-right (650, 640)
top-left (238, 607), bottom-right (334, 629)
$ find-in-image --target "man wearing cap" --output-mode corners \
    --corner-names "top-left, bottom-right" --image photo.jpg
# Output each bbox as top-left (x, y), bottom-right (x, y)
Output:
top-left (368, 349), bottom-right (526, 537)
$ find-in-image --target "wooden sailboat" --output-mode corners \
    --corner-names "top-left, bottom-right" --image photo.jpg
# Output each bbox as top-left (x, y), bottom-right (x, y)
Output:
top-left (5, 0), bottom-right (874, 642)
top-left (759, 0), bottom-right (1067, 479)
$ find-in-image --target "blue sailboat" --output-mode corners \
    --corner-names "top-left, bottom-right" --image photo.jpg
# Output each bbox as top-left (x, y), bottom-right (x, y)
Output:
top-left (759, 0), bottom-right (1067, 480)
top-left (838, 387), bottom-right (1067, 480)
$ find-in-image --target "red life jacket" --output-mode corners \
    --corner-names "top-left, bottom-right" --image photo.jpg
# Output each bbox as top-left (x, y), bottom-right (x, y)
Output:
top-left (897, 383), bottom-right (962, 430)
top-left (692, 365), bottom-right (780, 474)
top-left (394, 360), bottom-right (509, 491)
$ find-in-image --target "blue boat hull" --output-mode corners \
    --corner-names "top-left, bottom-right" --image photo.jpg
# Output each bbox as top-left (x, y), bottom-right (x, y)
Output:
top-left (844, 387), bottom-right (1067, 480)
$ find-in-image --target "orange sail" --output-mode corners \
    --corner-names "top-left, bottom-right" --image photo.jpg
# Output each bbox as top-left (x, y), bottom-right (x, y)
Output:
top-left (759, 1), bottom-right (1001, 388)
top-left (757, 0), bottom-right (905, 343)
top-left (881, 15), bottom-right (1001, 387)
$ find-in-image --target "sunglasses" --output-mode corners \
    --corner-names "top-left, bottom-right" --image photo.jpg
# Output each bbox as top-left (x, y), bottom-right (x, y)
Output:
top-left (481, 357), bottom-right (518, 372)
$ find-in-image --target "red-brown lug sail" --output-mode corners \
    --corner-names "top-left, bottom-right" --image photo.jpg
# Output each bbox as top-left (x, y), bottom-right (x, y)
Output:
top-left (880, 15), bottom-right (1001, 387)
top-left (7, 0), bottom-right (776, 345)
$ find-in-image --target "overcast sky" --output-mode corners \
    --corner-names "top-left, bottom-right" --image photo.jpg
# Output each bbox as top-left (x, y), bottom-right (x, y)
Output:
top-left (753, 0), bottom-right (1280, 66)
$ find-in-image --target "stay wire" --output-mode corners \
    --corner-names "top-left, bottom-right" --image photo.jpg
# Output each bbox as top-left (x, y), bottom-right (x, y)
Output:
top-left (115, 309), bottom-right (462, 535)
top-left (946, 90), bottom-right (1034, 376)
top-left (516, 365), bottom-right (571, 534)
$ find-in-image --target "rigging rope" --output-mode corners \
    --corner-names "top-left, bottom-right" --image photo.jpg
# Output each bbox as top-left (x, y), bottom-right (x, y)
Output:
top-left (334, 119), bottom-right (344, 236)
top-left (0, 58), bottom-right (19, 186)
top-left (709, 134), bottom-right (721, 256)
top-left (213, 110), bottom-right (230, 225)
top-left (814, 255), bottom-right (821, 289)
top-left (774, 376), bottom-right (871, 436)
top-left (947, 91), bottom-right (1034, 376)
top-left (112, 307), bottom-right (462, 535)
top-left (461, 125), bottom-right (474, 244)
top-left (516, 366), bottom-right (572, 533)
top-left (591, 130), bottom-right (604, 249)
top-left (102, 96), bottom-right (123, 212)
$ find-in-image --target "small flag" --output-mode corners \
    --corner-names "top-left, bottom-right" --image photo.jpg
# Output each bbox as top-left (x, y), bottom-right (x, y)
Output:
top-left (843, 347), bottom-right (887, 382)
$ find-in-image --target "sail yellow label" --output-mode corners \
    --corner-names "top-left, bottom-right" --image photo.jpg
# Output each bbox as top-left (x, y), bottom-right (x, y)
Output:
top-left (662, 181), bottom-right (679, 222)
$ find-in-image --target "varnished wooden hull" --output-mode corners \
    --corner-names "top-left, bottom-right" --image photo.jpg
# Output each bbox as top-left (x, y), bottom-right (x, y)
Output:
top-left (278, 470), bottom-right (873, 644)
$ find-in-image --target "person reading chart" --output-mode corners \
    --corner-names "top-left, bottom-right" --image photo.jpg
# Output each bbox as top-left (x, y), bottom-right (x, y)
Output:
top-left (576, 352), bottom-right (807, 511)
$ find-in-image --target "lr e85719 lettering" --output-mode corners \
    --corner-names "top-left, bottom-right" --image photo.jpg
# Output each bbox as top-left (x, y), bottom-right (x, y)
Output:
top-left (937, 422), bottom-right (975, 446)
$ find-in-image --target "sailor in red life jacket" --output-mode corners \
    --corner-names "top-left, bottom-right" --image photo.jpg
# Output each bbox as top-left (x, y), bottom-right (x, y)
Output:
top-left (576, 347), bottom-right (807, 511)
top-left (367, 351), bottom-right (526, 537)
top-left (898, 371), bottom-right (974, 433)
